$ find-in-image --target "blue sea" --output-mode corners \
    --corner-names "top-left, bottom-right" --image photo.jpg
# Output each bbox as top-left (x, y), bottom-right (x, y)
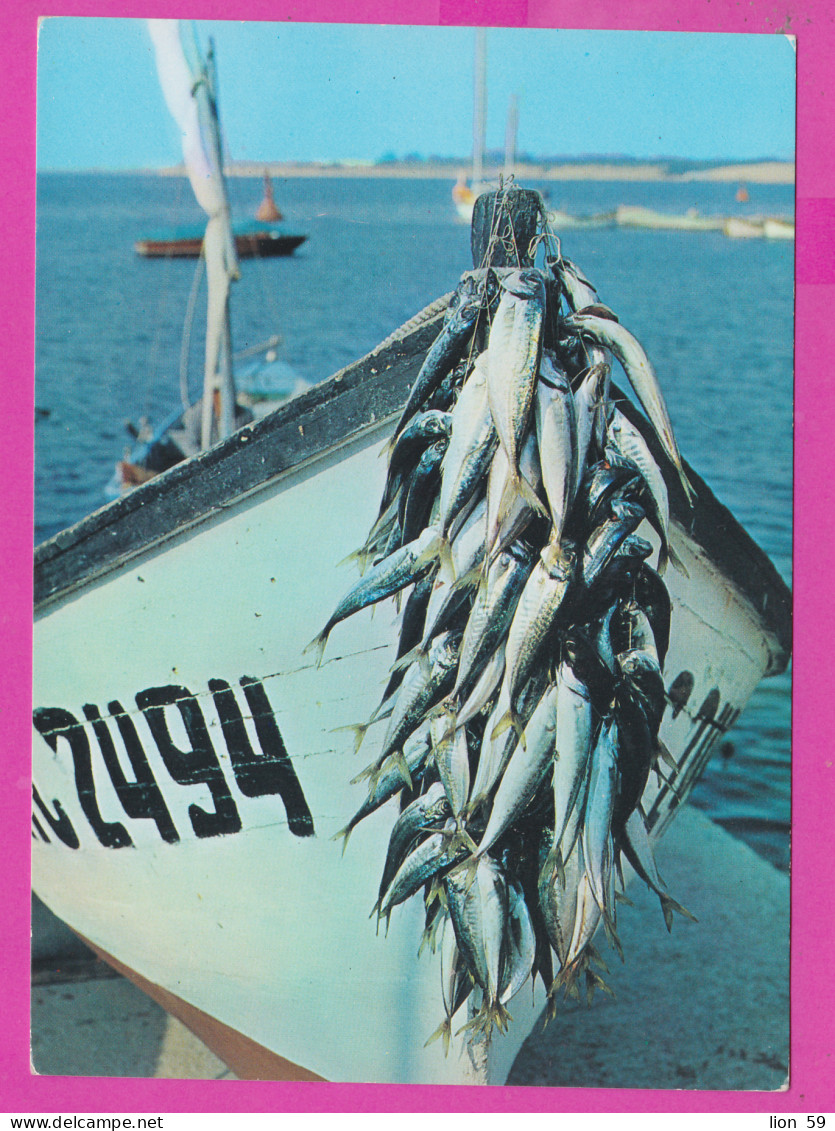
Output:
top-left (34, 171), bottom-right (793, 872)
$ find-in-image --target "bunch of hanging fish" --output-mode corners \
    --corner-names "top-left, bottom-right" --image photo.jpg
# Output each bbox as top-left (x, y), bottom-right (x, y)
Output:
top-left (308, 253), bottom-right (697, 1048)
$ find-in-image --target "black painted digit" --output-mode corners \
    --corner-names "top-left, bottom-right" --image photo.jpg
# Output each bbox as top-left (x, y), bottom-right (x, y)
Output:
top-left (234, 677), bottom-right (314, 837)
top-left (33, 708), bottom-right (132, 848)
top-left (135, 685), bottom-right (242, 838)
top-left (31, 784), bottom-right (79, 848)
top-left (83, 702), bottom-right (180, 844)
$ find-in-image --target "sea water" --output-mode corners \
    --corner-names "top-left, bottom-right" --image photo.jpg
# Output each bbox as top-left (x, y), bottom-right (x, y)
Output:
top-left (34, 172), bottom-right (793, 871)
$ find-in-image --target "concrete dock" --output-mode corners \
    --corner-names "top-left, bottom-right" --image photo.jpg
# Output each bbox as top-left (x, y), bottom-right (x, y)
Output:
top-left (31, 806), bottom-right (788, 1090)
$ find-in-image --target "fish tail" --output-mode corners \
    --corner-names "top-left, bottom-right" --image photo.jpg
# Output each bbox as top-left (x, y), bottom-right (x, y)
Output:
top-left (335, 547), bottom-right (363, 569)
top-left (350, 761), bottom-right (379, 788)
top-left (330, 721), bottom-right (370, 754)
top-left (330, 823), bottom-right (354, 855)
top-left (302, 626), bottom-right (331, 668)
top-left (424, 1017), bottom-right (453, 1056)
top-left (660, 892), bottom-right (698, 931)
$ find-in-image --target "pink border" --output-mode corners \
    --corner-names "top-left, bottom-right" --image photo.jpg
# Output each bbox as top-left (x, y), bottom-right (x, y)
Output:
top-left (4, 0), bottom-right (830, 1114)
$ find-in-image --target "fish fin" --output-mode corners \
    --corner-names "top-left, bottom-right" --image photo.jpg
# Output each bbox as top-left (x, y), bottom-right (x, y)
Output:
top-left (451, 563), bottom-right (485, 592)
top-left (390, 644), bottom-right (424, 675)
top-left (489, 707), bottom-right (525, 747)
top-left (392, 749), bottom-right (413, 792)
top-left (413, 530), bottom-right (444, 573)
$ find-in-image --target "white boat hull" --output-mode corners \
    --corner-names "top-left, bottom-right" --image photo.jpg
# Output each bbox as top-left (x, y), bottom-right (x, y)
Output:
top-left (33, 402), bottom-right (787, 1083)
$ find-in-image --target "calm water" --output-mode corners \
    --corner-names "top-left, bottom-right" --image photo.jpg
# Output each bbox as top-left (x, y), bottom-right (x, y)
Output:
top-left (34, 172), bottom-right (793, 871)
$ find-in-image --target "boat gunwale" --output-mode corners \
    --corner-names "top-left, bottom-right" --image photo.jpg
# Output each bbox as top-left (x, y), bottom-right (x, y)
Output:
top-left (33, 292), bottom-right (792, 673)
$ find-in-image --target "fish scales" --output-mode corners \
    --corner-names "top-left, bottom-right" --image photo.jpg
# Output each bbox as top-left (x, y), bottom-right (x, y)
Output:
top-left (581, 717), bottom-right (620, 913)
top-left (564, 311), bottom-right (694, 503)
top-left (392, 274), bottom-right (486, 442)
top-left (486, 270), bottom-right (547, 505)
top-left (452, 539), bottom-right (536, 701)
top-left (500, 880), bottom-right (537, 1005)
top-left (535, 353), bottom-right (579, 541)
top-left (476, 683), bottom-right (557, 857)
top-left (437, 351), bottom-right (498, 540)
top-left (445, 856), bottom-right (508, 1007)
top-left (501, 539), bottom-right (575, 721)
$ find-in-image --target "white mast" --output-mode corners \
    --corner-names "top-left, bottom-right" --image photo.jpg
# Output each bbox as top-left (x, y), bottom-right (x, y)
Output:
top-left (472, 28), bottom-right (487, 193)
top-left (147, 19), bottom-right (240, 450)
top-left (503, 93), bottom-right (518, 181)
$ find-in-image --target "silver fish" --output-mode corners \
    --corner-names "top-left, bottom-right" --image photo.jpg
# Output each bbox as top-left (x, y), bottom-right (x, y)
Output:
top-left (377, 781), bottom-right (451, 904)
top-left (378, 823), bottom-right (467, 918)
top-left (430, 712), bottom-right (471, 818)
top-left (486, 269), bottom-right (548, 518)
top-left (454, 641), bottom-right (506, 732)
top-left (573, 363), bottom-right (610, 475)
top-left (499, 880), bottom-right (537, 1005)
top-left (564, 312), bottom-right (695, 504)
top-left (336, 723), bottom-right (433, 848)
top-left (484, 426), bottom-right (542, 560)
top-left (552, 660), bottom-right (596, 856)
top-left (534, 353), bottom-right (578, 540)
top-left (538, 833), bottom-right (584, 969)
top-left (499, 538), bottom-right (575, 738)
top-left (469, 668), bottom-right (549, 813)
top-left (452, 538), bottom-right (536, 700)
top-left (373, 631), bottom-right (460, 775)
top-left (307, 526), bottom-right (440, 665)
top-left (392, 274), bottom-right (485, 442)
top-left (581, 717), bottom-right (619, 913)
top-left (604, 405), bottom-right (678, 574)
top-left (476, 682), bottom-right (557, 858)
top-left (445, 855), bottom-right (509, 1030)
top-left (437, 351), bottom-right (498, 544)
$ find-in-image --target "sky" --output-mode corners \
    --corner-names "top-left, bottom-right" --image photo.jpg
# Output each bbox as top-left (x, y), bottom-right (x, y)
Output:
top-left (35, 18), bottom-right (796, 170)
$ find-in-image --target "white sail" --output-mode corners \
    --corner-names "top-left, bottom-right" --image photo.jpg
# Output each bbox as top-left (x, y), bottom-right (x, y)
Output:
top-left (147, 19), bottom-right (238, 447)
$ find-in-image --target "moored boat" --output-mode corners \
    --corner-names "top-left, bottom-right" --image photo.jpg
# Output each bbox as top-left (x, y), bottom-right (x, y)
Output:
top-left (32, 188), bottom-right (791, 1085)
top-left (113, 22), bottom-right (308, 496)
top-left (135, 219), bottom-right (308, 259)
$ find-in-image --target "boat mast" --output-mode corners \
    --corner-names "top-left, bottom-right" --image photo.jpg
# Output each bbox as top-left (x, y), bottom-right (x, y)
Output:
top-left (148, 20), bottom-right (241, 451)
top-left (189, 30), bottom-right (240, 448)
top-left (503, 93), bottom-right (518, 181)
top-left (472, 28), bottom-right (487, 193)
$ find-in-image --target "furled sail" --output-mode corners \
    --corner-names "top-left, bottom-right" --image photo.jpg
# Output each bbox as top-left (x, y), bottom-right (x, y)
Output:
top-left (147, 19), bottom-right (239, 447)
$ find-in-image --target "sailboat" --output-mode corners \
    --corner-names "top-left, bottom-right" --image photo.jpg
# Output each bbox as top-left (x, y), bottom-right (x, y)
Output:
top-left (33, 182), bottom-right (791, 1084)
top-left (111, 22), bottom-right (308, 494)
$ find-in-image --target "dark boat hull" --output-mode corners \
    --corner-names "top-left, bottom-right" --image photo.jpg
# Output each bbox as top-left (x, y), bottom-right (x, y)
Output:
top-left (135, 230), bottom-right (308, 258)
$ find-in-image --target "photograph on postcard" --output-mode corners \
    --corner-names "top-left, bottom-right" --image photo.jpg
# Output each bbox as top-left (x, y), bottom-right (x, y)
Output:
top-left (32, 17), bottom-right (793, 1087)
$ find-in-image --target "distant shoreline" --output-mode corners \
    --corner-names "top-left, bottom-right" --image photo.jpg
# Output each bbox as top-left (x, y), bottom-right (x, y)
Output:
top-left (134, 160), bottom-right (794, 185)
